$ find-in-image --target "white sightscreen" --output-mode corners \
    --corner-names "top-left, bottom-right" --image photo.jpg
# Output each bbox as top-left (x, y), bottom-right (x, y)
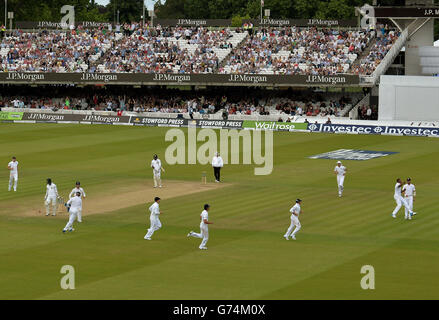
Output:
top-left (379, 76), bottom-right (439, 121)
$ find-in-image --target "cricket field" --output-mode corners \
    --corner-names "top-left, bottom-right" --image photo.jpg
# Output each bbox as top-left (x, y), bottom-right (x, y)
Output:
top-left (1, 123), bottom-right (438, 299)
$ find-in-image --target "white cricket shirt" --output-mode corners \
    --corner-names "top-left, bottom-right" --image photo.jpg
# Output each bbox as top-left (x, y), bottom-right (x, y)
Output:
top-left (151, 159), bottom-right (162, 172)
top-left (394, 183), bottom-right (402, 198)
top-left (67, 196), bottom-right (82, 211)
top-left (290, 203), bottom-right (301, 217)
top-left (334, 165), bottom-right (346, 176)
top-left (69, 187), bottom-right (86, 199)
top-left (149, 202), bottom-right (160, 217)
top-left (8, 161), bottom-right (18, 174)
top-left (46, 183), bottom-right (58, 198)
top-left (403, 184), bottom-right (416, 197)
top-left (200, 210), bottom-right (209, 226)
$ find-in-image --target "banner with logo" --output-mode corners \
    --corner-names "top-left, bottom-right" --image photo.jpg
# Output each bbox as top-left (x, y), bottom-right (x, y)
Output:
top-left (16, 18), bottom-right (358, 29)
top-left (309, 149), bottom-right (398, 160)
top-left (0, 73), bottom-right (360, 87)
top-left (307, 123), bottom-right (439, 137)
top-left (0, 111), bottom-right (24, 121)
top-left (243, 121), bottom-right (308, 131)
top-left (11, 112), bottom-right (439, 138)
top-left (21, 112), bottom-right (131, 125)
top-left (196, 119), bottom-right (243, 129)
top-left (130, 116), bottom-right (188, 127)
top-left (248, 18), bottom-right (357, 27)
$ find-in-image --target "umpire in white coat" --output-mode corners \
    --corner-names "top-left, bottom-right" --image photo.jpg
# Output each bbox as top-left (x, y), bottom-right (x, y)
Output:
top-left (212, 152), bottom-right (224, 182)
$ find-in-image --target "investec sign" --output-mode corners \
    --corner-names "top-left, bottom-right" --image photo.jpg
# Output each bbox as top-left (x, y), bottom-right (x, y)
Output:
top-left (228, 74), bottom-right (268, 84)
top-left (6, 73), bottom-right (45, 82)
top-left (305, 75), bottom-right (347, 85)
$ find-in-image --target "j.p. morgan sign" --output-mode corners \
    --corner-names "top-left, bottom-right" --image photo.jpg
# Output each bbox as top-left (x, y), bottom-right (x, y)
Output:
top-left (0, 73), bottom-right (360, 87)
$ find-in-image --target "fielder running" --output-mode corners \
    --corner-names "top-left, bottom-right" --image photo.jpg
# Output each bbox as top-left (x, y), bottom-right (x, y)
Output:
top-left (44, 178), bottom-right (59, 216)
top-left (334, 161), bottom-right (347, 197)
top-left (7, 156), bottom-right (18, 192)
top-left (69, 181), bottom-right (86, 222)
top-left (187, 204), bottom-right (212, 250)
top-left (284, 199), bottom-right (302, 240)
top-left (144, 197), bottom-right (162, 240)
top-left (392, 178), bottom-right (416, 219)
top-left (403, 178), bottom-right (416, 220)
top-left (151, 154), bottom-right (165, 188)
top-left (63, 192), bottom-right (82, 233)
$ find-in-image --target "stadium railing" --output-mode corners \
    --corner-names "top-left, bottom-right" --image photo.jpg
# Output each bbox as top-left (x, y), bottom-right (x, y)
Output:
top-left (360, 28), bottom-right (408, 85)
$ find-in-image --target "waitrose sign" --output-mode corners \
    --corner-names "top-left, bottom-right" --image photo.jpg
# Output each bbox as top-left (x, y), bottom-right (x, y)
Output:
top-left (243, 121), bottom-right (308, 131)
top-left (0, 111), bottom-right (24, 120)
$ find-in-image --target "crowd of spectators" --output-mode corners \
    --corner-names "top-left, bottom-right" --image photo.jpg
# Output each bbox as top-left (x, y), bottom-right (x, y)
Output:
top-left (0, 28), bottom-right (111, 72)
top-left (351, 25), bottom-right (400, 75)
top-left (358, 105), bottom-right (378, 120)
top-left (273, 95), bottom-right (353, 117)
top-left (0, 86), bottom-right (364, 119)
top-left (0, 23), bottom-right (398, 76)
top-left (220, 26), bottom-right (371, 75)
top-left (96, 24), bottom-right (235, 73)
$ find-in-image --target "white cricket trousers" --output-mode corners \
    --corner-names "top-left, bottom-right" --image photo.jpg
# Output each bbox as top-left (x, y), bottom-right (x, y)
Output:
top-left (392, 195), bottom-right (412, 216)
top-left (189, 224), bottom-right (209, 248)
top-left (337, 175), bottom-right (345, 195)
top-left (153, 171), bottom-right (162, 187)
top-left (284, 215), bottom-right (301, 238)
top-left (64, 209), bottom-right (78, 230)
top-left (77, 209), bottom-right (83, 222)
top-left (145, 215), bottom-right (162, 238)
top-left (45, 196), bottom-right (57, 216)
top-left (404, 196), bottom-right (414, 218)
top-left (9, 173), bottom-right (18, 191)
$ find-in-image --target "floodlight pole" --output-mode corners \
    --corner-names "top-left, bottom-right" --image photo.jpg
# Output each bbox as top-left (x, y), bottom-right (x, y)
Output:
top-left (4, 0), bottom-right (7, 28)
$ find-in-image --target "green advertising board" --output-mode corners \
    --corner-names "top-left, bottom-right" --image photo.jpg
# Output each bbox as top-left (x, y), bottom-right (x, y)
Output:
top-left (0, 111), bottom-right (24, 121)
top-left (242, 120), bottom-right (308, 131)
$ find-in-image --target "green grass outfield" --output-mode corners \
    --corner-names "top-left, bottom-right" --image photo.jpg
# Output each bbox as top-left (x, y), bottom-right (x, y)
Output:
top-left (0, 123), bottom-right (438, 300)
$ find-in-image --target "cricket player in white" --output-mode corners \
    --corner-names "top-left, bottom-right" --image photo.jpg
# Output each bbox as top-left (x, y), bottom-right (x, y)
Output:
top-left (284, 199), bottom-right (302, 240)
top-left (334, 161), bottom-right (347, 197)
top-left (187, 204), bottom-right (212, 250)
top-left (144, 197), bottom-right (162, 240)
top-left (63, 192), bottom-right (82, 233)
top-left (392, 178), bottom-right (416, 219)
top-left (44, 178), bottom-right (59, 216)
top-left (7, 156), bottom-right (18, 192)
top-left (69, 181), bottom-right (86, 222)
top-left (403, 178), bottom-right (416, 220)
top-left (151, 154), bottom-right (165, 188)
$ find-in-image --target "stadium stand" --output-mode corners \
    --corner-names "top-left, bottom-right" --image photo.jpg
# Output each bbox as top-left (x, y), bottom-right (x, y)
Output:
top-left (0, 24), bottom-right (398, 76)
top-left (0, 85), bottom-right (363, 120)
